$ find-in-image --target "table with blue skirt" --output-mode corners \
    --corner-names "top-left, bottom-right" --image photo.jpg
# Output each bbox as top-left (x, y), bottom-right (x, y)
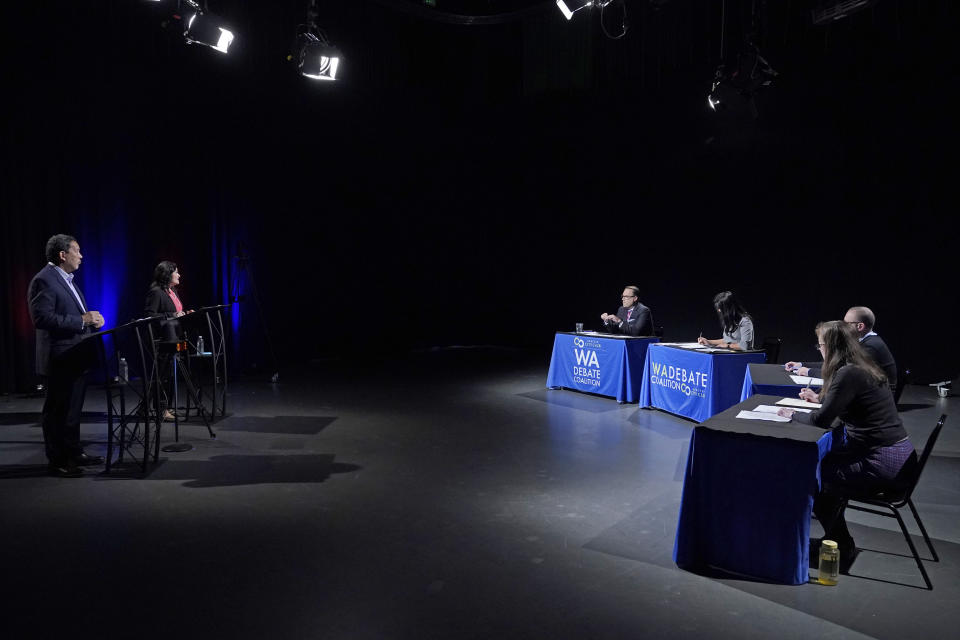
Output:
top-left (740, 363), bottom-right (818, 402)
top-left (673, 394), bottom-right (834, 584)
top-left (546, 332), bottom-right (659, 403)
top-left (639, 344), bottom-right (767, 422)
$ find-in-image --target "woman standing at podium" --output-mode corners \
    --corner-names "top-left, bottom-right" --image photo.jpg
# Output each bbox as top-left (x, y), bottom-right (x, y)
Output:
top-left (144, 261), bottom-right (190, 323)
top-left (697, 290), bottom-right (755, 350)
top-left (144, 261), bottom-right (191, 421)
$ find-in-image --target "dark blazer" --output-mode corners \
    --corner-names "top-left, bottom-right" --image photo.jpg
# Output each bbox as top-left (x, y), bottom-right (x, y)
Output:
top-left (144, 284), bottom-right (180, 319)
top-left (605, 303), bottom-right (653, 336)
top-left (861, 334), bottom-right (898, 392)
top-left (807, 334), bottom-right (897, 393)
top-left (27, 264), bottom-right (88, 377)
top-left (144, 284), bottom-right (184, 341)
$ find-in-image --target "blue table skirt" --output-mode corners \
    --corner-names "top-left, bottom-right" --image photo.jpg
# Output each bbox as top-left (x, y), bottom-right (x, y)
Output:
top-left (740, 365), bottom-right (806, 401)
top-left (546, 333), bottom-right (658, 403)
top-left (674, 426), bottom-right (834, 584)
top-left (639, 346), bottom-right (767, 422)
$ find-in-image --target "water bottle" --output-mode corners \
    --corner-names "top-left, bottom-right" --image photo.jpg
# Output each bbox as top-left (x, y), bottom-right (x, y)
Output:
top-left (197, 335), bottom-right (205, 355)
top-left (818, 539), bottom-right (839, 585)
top-left (118, 356), bottom-right (129, 385)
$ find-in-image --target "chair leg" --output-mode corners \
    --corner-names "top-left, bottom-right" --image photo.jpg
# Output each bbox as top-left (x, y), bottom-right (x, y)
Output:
top-left (890, 506), bottom-right (933, 590)
top-left (907, 498), bottom-right (939, 562)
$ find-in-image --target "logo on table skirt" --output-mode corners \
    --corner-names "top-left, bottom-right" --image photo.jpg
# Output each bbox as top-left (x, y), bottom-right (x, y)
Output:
top-left (648, 361), bottom-right (708, 398)
top-left (572, 343), bottom-right (601, 387)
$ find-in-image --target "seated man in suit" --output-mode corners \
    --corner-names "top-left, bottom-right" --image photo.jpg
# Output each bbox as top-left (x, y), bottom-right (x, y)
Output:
top-left (600, 286), bottom-right (654, 336)
top-left (785, 305), bottom-right (897, 393)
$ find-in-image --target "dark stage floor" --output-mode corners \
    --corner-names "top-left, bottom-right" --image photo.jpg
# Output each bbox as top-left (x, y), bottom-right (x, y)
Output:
top-left (1, 348), bottom-right (957, 639)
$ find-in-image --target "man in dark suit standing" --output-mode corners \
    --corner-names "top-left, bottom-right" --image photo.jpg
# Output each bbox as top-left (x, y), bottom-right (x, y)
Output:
top-left (785, 305), bottom-right (898, 393)
top-left (600, 286), bottom-right (654, 336)
top-left (28, 234), bottom-right (106, 477)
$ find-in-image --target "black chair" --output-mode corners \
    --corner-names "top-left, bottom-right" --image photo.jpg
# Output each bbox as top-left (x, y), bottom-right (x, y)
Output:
top-left (654, 325), bottom-right (664, 339)
top-left (894, 367), bottom-right (911, 406)
top-left (841, 414), bottom-right (947, 590)
top-left (760, 337), bottom-right (781, 364)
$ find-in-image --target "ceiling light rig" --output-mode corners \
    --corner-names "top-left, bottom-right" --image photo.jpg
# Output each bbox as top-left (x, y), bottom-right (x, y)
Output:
top-left (180, 0), bottom-right (235, 54)
top-left (556, 0), bottom-right (628, 40)
top-left (155, 0), bottom-right (236, 54)
top-left (707, 0), bottom-right (777, 118)
top-left (811, 0), bottom-right (879, 26)
top-left (288, 0), bottom-right (342, 81)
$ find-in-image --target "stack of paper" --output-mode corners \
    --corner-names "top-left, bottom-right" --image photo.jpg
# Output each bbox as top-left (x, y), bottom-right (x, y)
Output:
top-left (775, 397), bottom-right (822, 409)
top-left (736, 410), bottom-right (791, 422)
top-left (789, 375), bottom-right (824, 386)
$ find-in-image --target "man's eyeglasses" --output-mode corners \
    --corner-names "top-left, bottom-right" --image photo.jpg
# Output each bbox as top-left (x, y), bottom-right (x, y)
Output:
top-left (621, 295), bottom-right (636, 300)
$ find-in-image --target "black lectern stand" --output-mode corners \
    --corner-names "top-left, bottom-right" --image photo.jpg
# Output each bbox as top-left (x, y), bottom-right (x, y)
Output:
top-left (179, 303), bottom-right (231, 419)
top-left (83, 317), bottom-right (164, 474)
top-left (158, 338), bottom-right (214, 452)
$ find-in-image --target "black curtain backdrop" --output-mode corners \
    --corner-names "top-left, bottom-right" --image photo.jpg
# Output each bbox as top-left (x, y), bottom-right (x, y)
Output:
top-left (2, 1), bottom-right (956, 393)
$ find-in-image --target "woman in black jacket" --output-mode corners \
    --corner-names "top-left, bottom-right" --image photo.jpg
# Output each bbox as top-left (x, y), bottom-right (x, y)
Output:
top-left (144, 261), bottom-right (188, 320)
top-left (778, 320), bottom-right (916, 571)
top-left (144, 261), bottom-right (191, 420)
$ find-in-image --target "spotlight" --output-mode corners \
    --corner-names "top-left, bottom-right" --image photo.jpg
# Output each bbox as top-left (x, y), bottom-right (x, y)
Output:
top-left (181, 1), bottom-right (234, 54)
top-left (707, 45), bottom-right (777, 119)
top-left (556, 0), bottom-right (594, 21)
top-left (298, 34), bottom-right (341, 81)
top-left (289, 1), bottom-right (342, 81)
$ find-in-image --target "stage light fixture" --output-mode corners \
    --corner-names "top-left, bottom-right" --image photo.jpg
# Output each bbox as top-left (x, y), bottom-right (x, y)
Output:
top-left (706, 46), bottom-right (777, 119)
top-left (298, 34), bottom-right (341, 81)
top-left (556, 0), bottom-right (593, 21)
top-left (707, 1), bottom-right (776, 119)
top-left (181, 1), bottom-right (234, 54)
top-left (289, 1), bottom-right (342, 82)
top-left (812, 0), bottom-right (879, 25)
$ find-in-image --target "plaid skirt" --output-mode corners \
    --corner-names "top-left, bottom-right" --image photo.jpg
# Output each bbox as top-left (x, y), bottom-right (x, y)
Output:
top-left (822, 436), bottom-right (917, 492)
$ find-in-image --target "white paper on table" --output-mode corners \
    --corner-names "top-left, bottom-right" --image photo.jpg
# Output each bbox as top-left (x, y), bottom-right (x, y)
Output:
top-left (736, 410), bottom-right (792, 423)
top-left (752, 404), bottom-right (811, 414)
top-left (657, 342), bottom-right (703, 348)
top-left (775, 397), bottom-right (822, 409)
top-left (789, 375), bottom-right (824, 386)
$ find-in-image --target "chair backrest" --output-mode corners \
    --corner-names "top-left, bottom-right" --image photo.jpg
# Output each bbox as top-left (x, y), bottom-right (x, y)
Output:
top-left (654, 325), bottom-right (664, 338)
top-left (761, 337), bottom-right (781, 364)
top-left (894, 367), bottom-right (911, 404)
top-left (902, 414), bottom-right (947, 501)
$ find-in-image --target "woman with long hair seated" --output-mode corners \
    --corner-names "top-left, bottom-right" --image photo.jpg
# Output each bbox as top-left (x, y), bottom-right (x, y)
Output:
top-left (778, 320), bottom-right (917, 572)
top-left (697, 290), bottom-right (755, 350)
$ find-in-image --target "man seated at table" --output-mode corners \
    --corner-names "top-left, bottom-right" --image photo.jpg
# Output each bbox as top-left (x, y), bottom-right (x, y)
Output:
top-left (784, 306), bottom-right (897, 393)
top-left (600, 286), bottom-right (653, 336)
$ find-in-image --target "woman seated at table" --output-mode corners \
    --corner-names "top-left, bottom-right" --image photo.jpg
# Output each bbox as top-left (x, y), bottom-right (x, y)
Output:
top-left (777, 320), bottom-right (916, 572)
top-left (696, 290), bottom-right (755, 350)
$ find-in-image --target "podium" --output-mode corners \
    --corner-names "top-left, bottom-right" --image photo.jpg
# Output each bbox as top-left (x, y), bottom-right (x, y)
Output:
top-left (83, 317), bottom-right (164, 474)
top-left (178, 304), bottom-right (230, 419)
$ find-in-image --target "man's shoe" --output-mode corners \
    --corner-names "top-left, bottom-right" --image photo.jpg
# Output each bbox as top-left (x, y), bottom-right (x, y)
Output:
top-left (839, 544), bottom-right (860, 574)
top-left (48, 464), bottom-right (84, 478)
top-left (72, 453), bottom-right (105, 466)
